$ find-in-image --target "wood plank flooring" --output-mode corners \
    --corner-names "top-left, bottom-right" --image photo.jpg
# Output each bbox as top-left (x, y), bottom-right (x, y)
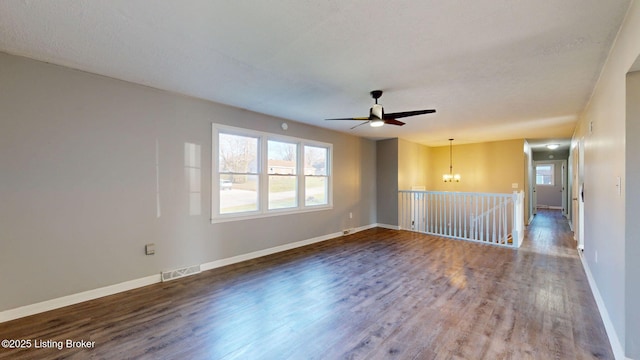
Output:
top-left (0, 210), bottom-right (613, 359)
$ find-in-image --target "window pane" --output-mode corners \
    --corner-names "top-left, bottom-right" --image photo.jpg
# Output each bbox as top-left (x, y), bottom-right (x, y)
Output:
top-left (213, 124), bottom-right (332, 221)
top-left (220, 175), bottom-right (258, 214)
top-left (269, 175), bottom-right (297, 209)
top-left (268, 140), bottom-right (298, 210)
top-left (219, 133), bottom-right (258, 173)
top-left (305, 177), bottom-right (327, 206)
top-left (268, 140), bottom-right (297, 174)
top-left (536, 164), bottom-right (553, 185)
top-left (304, 146), bottom-right (327, 175)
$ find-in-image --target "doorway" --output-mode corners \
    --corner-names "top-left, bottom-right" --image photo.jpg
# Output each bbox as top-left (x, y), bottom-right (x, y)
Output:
top-left (572, 139), bottom-right (584, 250)
top-left (534, 160), bottom-right (567, 212)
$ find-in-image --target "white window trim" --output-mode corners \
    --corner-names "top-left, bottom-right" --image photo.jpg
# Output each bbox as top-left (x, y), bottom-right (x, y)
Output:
top-left (535, 163), bottom-right (555, 186)
top-left (212, 123), bottom-right (333, 223)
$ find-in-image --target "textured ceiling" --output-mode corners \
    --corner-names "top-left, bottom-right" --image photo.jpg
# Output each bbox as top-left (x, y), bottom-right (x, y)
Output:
top-left (0, 0), bottom-right (631, 147)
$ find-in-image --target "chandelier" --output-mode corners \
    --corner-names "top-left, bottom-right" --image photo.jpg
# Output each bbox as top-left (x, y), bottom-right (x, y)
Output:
top-left (443, 139), bottom-right (461, 182)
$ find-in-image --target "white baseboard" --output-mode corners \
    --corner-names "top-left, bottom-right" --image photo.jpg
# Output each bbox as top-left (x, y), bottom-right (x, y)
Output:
top-left (579, 251), bottom-right (629, 360)
top-left (202, 223), bottom-right (377, 272)
top-left (0, 223), bottom-right (379, 323)
top-left (536, 205), bottom-right (563, 210)
top-left (376, 223), bottom-right (400, 230)
top-left (0, 275), bottom-right (160, 323)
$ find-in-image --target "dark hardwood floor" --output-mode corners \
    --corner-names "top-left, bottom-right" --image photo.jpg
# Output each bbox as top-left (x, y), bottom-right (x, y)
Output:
top-left (0, 209), bottom-right (613, 359)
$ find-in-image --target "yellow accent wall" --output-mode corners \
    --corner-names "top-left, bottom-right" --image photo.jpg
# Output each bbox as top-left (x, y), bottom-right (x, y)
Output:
top-left (396, 138), bottom-right (527, 194)
top-left (398, 138), bottom-right (432, 191)
top-left (395, 138), bottom-right (530, 222)
top-left (428, 139), bottom-right (526, 194)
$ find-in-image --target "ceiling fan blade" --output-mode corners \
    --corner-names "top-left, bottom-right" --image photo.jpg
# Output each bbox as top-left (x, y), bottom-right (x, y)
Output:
top-left (383, 109), bottom-right (436, 119)
top-left (384, 119), bottom-right (406, 126)
top-left (350, 121), bottom-right (370, 130)
top-left (325, 117), bottom-right (370, 121)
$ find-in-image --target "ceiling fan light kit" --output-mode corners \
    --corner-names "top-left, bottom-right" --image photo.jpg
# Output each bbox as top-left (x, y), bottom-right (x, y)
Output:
top-left (370, 104), bottom-right (384, 120)
top-left (325, 90), bottom-right (436, 129)
top-left (370, 119), bottom-right (385, 127)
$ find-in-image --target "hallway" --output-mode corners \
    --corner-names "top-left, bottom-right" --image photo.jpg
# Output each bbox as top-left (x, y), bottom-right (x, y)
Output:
top-left (526, 208), bottom-right (579, 255)
top-left (514, 209), bottom-right (613, 359)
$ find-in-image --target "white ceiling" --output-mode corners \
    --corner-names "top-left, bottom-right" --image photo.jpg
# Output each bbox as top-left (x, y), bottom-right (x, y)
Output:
top-left (0, 1), bottom-right (631, 147)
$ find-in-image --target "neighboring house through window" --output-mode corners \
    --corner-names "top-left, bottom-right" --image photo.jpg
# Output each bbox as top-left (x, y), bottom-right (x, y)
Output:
top-left (212, 124), bottom-right (332, 222)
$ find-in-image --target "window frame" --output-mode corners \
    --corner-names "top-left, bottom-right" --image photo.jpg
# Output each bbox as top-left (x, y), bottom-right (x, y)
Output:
top-left (303, 144), bottom-right (331, 207)
top-left (212, 123), bottom-right (333, 223)
top-left (535, 163), bottom-right (555, 186)
top-left (267, 139), bottom-right (299, 211)
top-left (216, 129), bottom-right (261, 216)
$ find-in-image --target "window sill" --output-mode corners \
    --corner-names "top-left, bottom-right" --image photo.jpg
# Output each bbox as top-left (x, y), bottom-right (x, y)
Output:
top-left (211, 205), bottom-right (333, 224)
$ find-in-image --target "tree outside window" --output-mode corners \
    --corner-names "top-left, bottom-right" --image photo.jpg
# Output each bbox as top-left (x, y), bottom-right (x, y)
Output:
top-left (213, 124), bottom-right (332, 222)
top-left (218, 133), bottom-right (259, 214)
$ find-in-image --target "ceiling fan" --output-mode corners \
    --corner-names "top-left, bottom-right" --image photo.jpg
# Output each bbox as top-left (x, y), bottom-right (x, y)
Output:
top-left (326, 90), bottom-right (436, 129)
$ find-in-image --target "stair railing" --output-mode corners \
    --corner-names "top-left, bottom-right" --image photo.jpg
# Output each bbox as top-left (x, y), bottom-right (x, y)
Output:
top-left (398, 190), bottom-right (525, 248)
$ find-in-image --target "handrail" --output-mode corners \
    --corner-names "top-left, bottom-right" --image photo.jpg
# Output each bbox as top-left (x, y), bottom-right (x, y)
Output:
top-left (398, 190), bottom-right (525, 248)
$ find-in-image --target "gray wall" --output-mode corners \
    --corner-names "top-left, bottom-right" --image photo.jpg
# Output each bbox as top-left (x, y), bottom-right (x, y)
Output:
top-left (625, 70), bottom-right (640, 358)
top-left (376, 139), bottom-right (398, 226)
top-left (532, 149), bottom-right (569, 161)
top-left (573, 3), bottom-right (640, 356)
top-left (0, 52), bottom-right (377, 311)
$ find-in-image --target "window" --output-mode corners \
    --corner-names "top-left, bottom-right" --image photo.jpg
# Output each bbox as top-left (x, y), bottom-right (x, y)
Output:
top-left (268, 140), bottom-right (298, 210)
top-left (536, 164), bottom-right (554, 186)
top-left (212, 124), bottom-right (332, 222)
top-left (218, 132), bottom-right (259, 214)
top-left (304, 145), bottom-right (329, 206)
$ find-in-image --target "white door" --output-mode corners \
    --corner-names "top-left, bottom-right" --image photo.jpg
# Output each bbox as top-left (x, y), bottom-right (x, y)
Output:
top-left (571, 149), bottom-right (579, 236)
top-left (532, 182), bottom-right (537, 216)
top-left (573, 139), bottom-right (585, 250)
top-left (562, 161), bottom-right (568, 217)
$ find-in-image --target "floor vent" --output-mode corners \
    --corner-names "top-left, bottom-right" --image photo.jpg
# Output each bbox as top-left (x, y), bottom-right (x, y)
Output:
top-left (161, 264), bottom-right (201, 282)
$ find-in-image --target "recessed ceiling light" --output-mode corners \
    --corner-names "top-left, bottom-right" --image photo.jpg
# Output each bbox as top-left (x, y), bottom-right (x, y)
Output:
top-left (546, 144), bottom-right (559, 150)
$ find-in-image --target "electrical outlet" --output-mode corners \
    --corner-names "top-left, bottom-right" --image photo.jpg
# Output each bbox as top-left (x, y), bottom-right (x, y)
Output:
top-left (349, 212), bottom-right (353, 219)
top-left (145, 243), bottom-right (155, 255)
top-left (595, 250), bottom-right (598, 263)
